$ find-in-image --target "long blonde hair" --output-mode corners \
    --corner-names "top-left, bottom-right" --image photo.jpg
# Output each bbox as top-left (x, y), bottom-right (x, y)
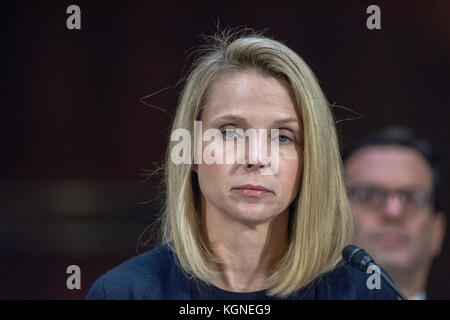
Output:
top-left (160, 28), bottom-right (353, 297)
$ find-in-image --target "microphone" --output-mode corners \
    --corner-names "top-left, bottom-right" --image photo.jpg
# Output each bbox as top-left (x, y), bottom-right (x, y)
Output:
top-left (342, 245), bottom-right (408, 300)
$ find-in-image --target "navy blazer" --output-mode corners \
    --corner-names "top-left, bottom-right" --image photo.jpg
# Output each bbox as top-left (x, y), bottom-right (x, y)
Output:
top-left (86, 244), bottom-right (398, 300)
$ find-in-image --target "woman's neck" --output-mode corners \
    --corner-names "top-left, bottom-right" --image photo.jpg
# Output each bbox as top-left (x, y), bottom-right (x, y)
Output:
top-left (202, 206), bottom-right (289, 292)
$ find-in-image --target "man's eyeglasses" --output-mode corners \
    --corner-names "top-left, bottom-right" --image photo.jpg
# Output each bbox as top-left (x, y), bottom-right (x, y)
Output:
top-left (347, 185), bottom-right (432, 211)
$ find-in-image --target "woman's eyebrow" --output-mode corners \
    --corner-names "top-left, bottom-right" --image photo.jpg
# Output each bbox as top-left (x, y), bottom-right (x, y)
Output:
top-left (271, 117), bottom-right (300, 127)
top-left (210, 114), bottom-right (300, 128)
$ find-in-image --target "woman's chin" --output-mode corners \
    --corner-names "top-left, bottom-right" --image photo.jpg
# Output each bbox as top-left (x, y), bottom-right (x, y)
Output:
top-left (226, 207), bottom-right (282, 226)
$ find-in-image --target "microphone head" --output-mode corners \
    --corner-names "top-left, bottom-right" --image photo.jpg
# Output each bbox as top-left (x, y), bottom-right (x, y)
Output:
top-left (342, 245), bottom-right (375, 272)
top-left (342, 245), bottom-right (360, 263)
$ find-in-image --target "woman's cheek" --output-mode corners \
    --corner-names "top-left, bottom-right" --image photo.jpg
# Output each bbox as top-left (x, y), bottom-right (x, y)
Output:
top-left (279, 150), bottom-right (302, 195)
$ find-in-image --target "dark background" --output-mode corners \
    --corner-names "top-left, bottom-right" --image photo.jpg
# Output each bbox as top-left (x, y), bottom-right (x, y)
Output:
top-left (0, 0), bottom-right (448, 299)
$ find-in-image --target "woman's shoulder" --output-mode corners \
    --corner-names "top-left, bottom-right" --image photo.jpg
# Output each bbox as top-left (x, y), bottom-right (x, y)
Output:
top-left (313, 261), bottom-right (399, 300)
top-left (86, 244), bottom-right (186, 299)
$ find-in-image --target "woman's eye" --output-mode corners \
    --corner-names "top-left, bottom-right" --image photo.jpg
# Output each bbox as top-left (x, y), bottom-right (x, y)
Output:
top-left (221, 128), bottom-right (236, 138)
top-left (273, 132), bottom-right (293, 144)
top-left (278, 135), bottom-right (292, 143)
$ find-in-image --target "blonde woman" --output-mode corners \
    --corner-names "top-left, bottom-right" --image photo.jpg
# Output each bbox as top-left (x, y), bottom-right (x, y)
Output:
top-left (87, 29), bottom-right (397, 299)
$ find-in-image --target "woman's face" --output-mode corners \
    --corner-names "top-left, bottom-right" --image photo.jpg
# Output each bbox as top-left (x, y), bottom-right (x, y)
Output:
top-left (194, 70), bottom-right (303, 226)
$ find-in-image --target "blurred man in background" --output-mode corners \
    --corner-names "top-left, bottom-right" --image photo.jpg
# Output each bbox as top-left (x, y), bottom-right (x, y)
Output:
top-left (342, 127), bottom-right (446, 299)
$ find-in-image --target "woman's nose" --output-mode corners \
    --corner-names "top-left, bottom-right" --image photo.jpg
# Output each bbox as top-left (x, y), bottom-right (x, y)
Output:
top-left (244, 130), bottom-right (271, 168)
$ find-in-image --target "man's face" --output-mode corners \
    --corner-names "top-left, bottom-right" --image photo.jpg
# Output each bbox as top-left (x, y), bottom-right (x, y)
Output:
top-left (345, 146), bottom-right (443, 274)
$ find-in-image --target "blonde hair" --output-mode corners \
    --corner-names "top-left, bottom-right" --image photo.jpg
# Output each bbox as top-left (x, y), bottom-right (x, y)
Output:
top-left (160, 28), bottom-right (353, 297)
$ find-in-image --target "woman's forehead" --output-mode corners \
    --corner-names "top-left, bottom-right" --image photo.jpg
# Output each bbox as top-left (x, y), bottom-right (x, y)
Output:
top-left (201, 71), bottom-right (300, 125)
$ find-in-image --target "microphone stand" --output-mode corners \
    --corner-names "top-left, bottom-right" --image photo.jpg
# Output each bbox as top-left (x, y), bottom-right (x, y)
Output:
top-left (369, 262), bottom-right (408, 300)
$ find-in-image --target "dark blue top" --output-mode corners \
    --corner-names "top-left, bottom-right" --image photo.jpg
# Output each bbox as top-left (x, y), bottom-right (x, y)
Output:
top-left (86, 244), bottom-right (398, 300)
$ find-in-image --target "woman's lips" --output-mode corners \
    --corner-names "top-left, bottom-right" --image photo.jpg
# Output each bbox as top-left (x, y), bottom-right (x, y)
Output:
top-left (232, 184), bottom-right (272, 197)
